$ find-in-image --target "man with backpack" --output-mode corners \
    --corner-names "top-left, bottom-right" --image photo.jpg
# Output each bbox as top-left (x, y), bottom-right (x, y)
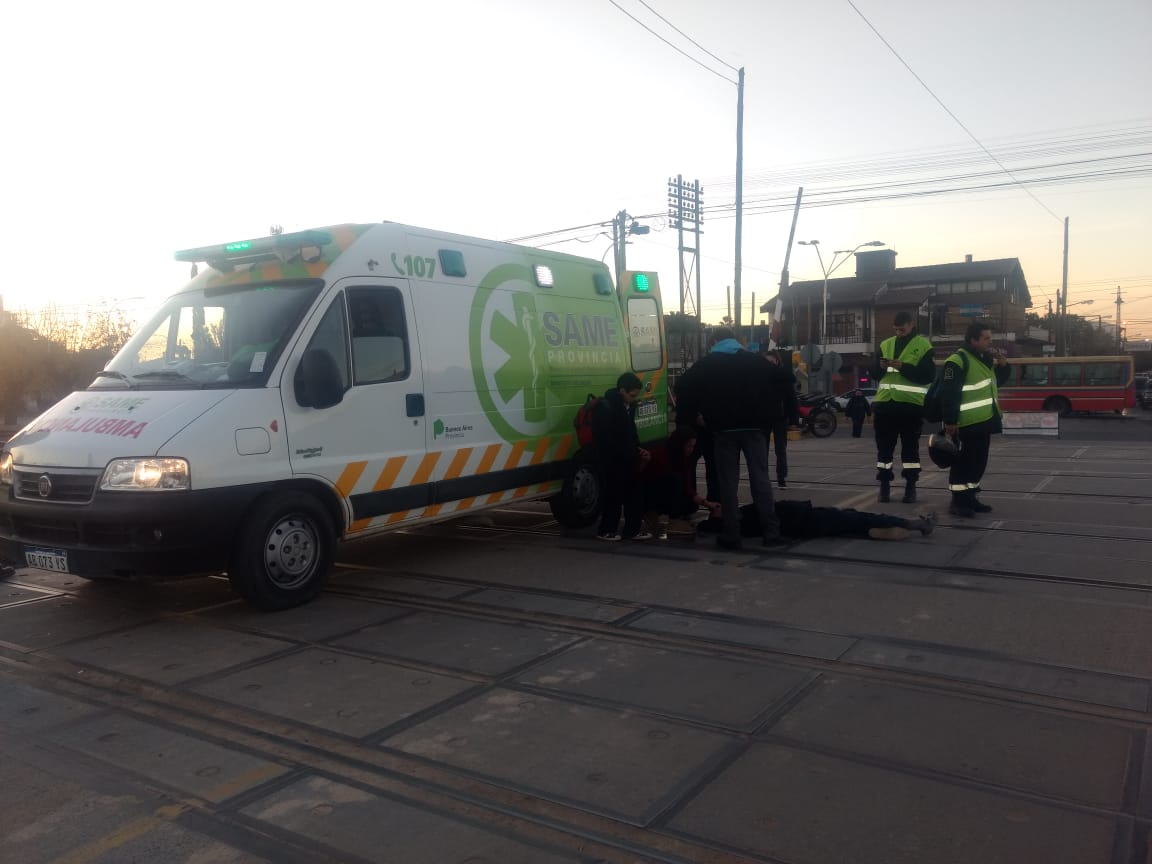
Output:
top-left (872, 310), bottom-right (936, 503)
top-left (937, 321), bottom-right (1011, 518)
top-left (590, 372), bottom-right (652, 541)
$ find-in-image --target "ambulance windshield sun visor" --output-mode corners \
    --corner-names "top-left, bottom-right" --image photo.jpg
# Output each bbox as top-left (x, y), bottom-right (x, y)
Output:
top-left (94, 280), bottom-right (323, 391)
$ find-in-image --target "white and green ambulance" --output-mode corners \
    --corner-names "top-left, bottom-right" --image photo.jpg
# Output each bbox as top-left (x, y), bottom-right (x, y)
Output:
top-left (0, 223), bottom-right (668, 608)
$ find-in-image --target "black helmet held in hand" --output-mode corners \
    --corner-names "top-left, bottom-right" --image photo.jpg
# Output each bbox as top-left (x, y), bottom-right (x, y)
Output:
top-left (928, 433), bottom-right (961, 468)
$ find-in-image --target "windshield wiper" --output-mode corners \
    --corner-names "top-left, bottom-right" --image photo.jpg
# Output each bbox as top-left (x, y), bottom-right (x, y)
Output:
top-left (95, 370), bottom-right (130, 381)
top-left (130, 371), bottom-right (203, 387)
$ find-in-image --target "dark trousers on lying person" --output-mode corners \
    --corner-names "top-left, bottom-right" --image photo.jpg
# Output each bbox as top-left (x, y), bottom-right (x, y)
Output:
top-left (699, 500), bottom-right (930, 539)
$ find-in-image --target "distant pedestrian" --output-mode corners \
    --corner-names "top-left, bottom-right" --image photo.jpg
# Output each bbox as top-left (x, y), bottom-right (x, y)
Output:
top-left (592, 372), bottom-right (652, 541)
top-left (873, 310), bottom-right (936, 503)
top-left (844, 389), bottom-right (872, 438)
top-left (763, 349), bottom-right (800, 487)
top-left (674, 328), bottom-right (782, 550)
top-left (938, 321), bottom-right (1011, 518)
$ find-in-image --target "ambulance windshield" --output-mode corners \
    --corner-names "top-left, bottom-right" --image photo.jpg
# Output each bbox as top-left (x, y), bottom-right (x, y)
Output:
top-left (94, 280), bottom-right (323, 390)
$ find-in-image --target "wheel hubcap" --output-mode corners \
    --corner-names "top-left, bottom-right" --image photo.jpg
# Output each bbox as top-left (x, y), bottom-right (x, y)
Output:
top-left (264, 516), bottom-right (318, 589)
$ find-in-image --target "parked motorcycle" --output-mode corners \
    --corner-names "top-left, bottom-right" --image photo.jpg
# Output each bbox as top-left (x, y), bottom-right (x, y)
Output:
top-left (797, 393), bottom-right (838, 438)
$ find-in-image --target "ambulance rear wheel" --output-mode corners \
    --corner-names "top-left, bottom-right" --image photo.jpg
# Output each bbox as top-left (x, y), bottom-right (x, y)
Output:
top-left (230, 492), bottom-right (335, 610)
top-left (549, 452), bottom-right (602, 529)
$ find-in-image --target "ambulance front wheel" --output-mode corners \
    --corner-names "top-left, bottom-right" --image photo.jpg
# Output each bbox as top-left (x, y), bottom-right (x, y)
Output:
top-left (230, 492), bottom-right (336, 610)
top-left (549, 452), bottom-right (603, 529)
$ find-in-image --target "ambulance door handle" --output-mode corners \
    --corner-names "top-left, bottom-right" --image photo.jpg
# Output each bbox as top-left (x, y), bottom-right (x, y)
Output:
top-left (406, 393), bottom-right (425, 418)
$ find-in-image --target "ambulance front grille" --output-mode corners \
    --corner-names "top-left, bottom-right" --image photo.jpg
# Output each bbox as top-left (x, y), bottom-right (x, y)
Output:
top-left (13, 471), bottom-right (100, 504)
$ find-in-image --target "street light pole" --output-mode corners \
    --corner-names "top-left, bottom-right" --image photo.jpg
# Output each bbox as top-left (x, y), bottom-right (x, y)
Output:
top-left (798, 239), bottom-right (885, 354)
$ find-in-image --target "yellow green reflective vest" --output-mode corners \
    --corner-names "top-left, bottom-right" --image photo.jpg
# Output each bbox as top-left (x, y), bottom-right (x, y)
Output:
top-left (874, 334), bottom-right (933, 407)
top-left (948, 348), bottom-right (997, 427)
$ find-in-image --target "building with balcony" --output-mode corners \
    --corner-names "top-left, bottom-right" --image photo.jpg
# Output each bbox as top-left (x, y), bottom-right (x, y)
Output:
top-left (761, 249), bottom-right (1037, 393)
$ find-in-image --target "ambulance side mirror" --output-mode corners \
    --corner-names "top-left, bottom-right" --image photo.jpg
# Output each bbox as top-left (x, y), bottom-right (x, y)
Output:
top-left (295, 348), bottom-right (346, 410)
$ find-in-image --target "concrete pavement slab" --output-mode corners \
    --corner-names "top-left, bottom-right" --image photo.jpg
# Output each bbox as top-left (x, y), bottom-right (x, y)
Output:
top-left (0, 729), bottom-right (272, 864)
top-left (626, 609), bottom-right (856, 660)
top-left (0, 595), bottom-right (161, 652)
top-left (464, 587), bottom-right (638, 622)
top-left (384, 687), bottom-right (733, 823)
top-left (844, 640), bottom-right (1149, 710)
top-left (767, 676), bottom-right (1135, 807)
top-left (668, 742), bottom-right (1117, 864)
top-left (47, 712), bottom-right (290, 803)
top-left (0, 676), bottom-right (101, 731)
top-left (329, 569), bottom-right (480, 598)
top-left (330, 611), bottom-right (581, 676)
top-left (192, 647), bottom-right (477, 739)
top-left (518, 638), bottom-right (813, 729)
top-left (954, 532), bottom-right (1152, 585)
top-left (0, 582), bottom-right (59, 608)
top-left (54, 619), bottom-right (295, 685)
top-left (196, 595), bottom-right (412, 642)
top-left (243, 774), bottom-right (587, 864)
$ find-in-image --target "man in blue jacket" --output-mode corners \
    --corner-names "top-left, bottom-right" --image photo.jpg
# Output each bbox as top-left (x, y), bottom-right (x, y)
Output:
top-left (675, 328), bottom-right (783, 550)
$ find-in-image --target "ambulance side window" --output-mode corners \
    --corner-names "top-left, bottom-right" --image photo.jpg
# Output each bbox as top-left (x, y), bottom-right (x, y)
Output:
top-left (348, 287), bottom-right (410, 385)
top-left (305, 295), bottom-right (351, 390)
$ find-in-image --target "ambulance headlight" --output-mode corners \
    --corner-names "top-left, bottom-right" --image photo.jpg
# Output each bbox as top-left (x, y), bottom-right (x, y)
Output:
top-left (0, 452), bottom-right (12, 486)
top-left (101, 458), bottom-right (190, 491)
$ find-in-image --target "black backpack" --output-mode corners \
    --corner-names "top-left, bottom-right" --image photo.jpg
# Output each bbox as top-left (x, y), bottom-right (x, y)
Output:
top-left (923, 351), bottom-right (969, 423)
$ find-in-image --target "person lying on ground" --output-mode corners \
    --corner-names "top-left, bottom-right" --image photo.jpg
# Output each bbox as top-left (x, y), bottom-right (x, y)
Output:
top-left (697, 500), bottom-right (936, 542)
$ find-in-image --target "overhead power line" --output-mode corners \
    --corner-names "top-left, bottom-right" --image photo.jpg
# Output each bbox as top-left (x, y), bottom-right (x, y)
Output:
top-left (607, 0), bottom-right (737, 84)
top-left (846, 0), bottom-right (1064, 223)
top-left (633, 0), bottom-right (738, 72)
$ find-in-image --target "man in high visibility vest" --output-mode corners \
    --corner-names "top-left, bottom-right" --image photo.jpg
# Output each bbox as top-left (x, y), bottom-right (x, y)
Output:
top-left (938, 320), bottom-right (1011, 517)
top-left (872, 311), bottom-right (937, 503)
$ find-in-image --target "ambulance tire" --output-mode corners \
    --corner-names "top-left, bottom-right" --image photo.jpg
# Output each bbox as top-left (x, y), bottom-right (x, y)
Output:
top-left (230, 492), bottom-right (335, 610)
top-left (549, 451), bottom-right (603, 529)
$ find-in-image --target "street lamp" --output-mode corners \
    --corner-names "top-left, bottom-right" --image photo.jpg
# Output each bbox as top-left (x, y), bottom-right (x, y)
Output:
top-left (798, 239), bottom-right (885, 353)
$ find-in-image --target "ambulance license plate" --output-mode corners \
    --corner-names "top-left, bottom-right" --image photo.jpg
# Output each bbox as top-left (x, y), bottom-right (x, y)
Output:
top-left (25, 547), bottom-right (69, 573)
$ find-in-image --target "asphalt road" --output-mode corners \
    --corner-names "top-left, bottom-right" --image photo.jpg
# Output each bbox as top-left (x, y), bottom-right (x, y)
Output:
top-left (2, 428), bottom-right (1151, 863)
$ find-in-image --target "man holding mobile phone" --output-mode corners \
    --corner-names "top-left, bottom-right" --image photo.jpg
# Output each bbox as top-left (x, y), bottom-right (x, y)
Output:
top-left (872, 310), bottom-right (936, 503)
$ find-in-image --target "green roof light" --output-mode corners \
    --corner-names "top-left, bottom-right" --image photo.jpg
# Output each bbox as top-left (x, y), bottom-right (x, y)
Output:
top-left (225, 241), bottom-right (252, 252)
top-left (633, 273), bottom-right (650, 292)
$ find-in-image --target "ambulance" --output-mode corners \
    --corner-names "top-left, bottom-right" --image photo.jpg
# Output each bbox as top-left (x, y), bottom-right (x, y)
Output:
top-left (0, 223), bottom-right (668, 609)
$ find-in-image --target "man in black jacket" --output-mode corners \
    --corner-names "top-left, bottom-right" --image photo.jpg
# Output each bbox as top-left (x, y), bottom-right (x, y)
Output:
top-left (591, 372), bottom-right (651, 541)
top-left (763, 349), bottom-right (800, 487)
top-left (675, 328), bottom-right (782, 550)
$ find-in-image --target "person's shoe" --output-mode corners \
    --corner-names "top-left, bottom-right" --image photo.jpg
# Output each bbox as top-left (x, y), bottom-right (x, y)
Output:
top-left (948, 494), bottom-right (975, 518)
top-left (878, 480), bottom-right (891, 503)
top-left (777, 477), bottom-right (788, 488)
top-left (901, 483), bottom-right (917, 504)
top-left (914, 512), bottom-right (937, 536)
top-left (970, 498), bottom-right (993, 513)
top-left (715, 537), bottom-right (743, 551)
top-left (868, 526), bottom-right (910, 541)
top-left (596, 532), bottom-right (621, 541)
top-left (667, 518), bottom-right (694, 534)
top-left (627, 530), bottom-right (654, 542)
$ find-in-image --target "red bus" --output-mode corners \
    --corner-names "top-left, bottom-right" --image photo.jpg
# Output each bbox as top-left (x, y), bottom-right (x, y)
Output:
top-left (998, 355), bottom-right (1136, 415)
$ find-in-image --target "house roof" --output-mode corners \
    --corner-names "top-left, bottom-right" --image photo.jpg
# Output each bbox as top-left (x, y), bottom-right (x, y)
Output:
top-left (760, 257), bottom-right (1030, 313)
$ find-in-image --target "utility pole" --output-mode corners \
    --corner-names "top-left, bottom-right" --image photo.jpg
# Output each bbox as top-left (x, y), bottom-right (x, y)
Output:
top-left (777, 188), bottom-right (803, 347)
top-left (1115, 285), bottom-right (1124, 353)
top-left (733, 66), bottom-right (745, 329)
top-left (1058, 217), bottom-right (1069, 355)
top-left (667, 176), bottom-right (702, 361)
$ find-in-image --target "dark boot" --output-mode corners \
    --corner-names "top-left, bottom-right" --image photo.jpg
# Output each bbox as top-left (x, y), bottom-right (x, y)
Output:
top-left (878, 479), bottom-right (891, 503)
top-left (949, 491), bottom-right (974, 518)
top-left (970, 493), bottom-right (993, 513)
top-left (901, 480), bottom-right (917, 503)
top-left (777, 475), bottom-right (787, 489)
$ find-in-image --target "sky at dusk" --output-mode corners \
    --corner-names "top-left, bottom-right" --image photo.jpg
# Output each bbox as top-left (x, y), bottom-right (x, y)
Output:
top-left (2, 0), bottom-right (1150, 337)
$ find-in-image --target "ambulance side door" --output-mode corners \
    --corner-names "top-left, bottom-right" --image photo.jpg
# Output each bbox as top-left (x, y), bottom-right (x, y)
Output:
top-left (283, 278), bottom-right (425, 525)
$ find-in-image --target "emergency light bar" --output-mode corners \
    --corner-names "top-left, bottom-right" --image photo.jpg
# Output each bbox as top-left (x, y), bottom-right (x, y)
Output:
top-left (174, 230), bottom-right (333, 269)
